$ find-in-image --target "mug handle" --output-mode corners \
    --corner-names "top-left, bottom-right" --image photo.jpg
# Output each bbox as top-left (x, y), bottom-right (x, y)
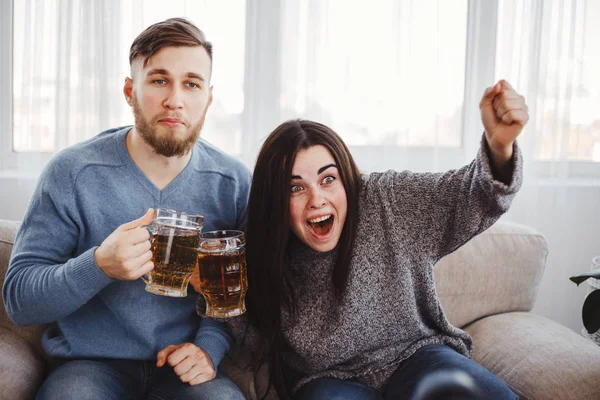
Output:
top-left (140, 223), bottom-right (156, 284)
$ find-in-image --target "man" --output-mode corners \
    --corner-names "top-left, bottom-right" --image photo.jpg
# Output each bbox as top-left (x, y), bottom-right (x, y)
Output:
top-left (3, 18), bottom-right (249, 399)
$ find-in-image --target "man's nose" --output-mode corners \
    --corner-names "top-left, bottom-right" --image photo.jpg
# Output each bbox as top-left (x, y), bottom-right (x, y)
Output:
top-left (164, 86), bottom-right (184, 109)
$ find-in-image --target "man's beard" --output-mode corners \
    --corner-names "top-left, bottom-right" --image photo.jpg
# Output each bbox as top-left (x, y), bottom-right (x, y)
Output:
top-left (131, 95), bottom-right (207, 157)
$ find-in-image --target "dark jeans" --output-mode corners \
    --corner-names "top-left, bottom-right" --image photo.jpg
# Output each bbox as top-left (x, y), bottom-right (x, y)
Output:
top-left (294, 344), bottom-right (517, 400)
top-left (36, 358), bottom-right (245, 400)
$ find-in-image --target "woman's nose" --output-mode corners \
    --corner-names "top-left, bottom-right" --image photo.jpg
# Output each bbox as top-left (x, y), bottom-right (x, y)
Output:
top-left (308, 190), bottom-right (327, 209)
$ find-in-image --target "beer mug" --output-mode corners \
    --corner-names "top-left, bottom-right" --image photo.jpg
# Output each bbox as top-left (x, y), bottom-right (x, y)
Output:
top-left (197, 230), bottom-right (247, 318)
top-left (143, 209), bottom-right (204, 297)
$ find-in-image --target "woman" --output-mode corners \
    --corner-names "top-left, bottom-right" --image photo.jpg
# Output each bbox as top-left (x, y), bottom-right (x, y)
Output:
top-left (203, 80), bottom-right (526, 399)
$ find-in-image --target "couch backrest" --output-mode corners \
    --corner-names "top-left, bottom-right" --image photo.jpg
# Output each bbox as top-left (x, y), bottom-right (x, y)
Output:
top-left (434, 220), bottom-right (548, 328)
top-left (0, 219), bottom-right (48, 356)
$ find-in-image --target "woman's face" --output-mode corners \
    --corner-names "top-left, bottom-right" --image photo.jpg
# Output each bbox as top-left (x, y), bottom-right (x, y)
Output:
top-left (289, 145), bottom-right (348, 252)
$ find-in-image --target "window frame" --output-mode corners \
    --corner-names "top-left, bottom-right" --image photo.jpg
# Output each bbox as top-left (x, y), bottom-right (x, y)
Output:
top-left (1, 0), bottom-right (599, 179)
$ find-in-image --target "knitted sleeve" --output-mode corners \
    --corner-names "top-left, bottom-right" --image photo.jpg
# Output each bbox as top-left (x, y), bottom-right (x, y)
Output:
top-left (362, 135), bottom-right (523, 263)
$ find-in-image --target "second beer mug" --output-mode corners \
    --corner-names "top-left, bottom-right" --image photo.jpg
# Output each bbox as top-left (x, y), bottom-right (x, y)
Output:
top-left (143, 209), bottom-right (204, 297)
top-left (197, 230), bottom-right (247, 318)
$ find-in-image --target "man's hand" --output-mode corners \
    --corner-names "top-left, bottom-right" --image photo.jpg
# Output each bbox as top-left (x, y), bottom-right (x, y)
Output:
top-left (480, 80), bottom-right (529, 159)
top-left (94, 208), bottom-right (155, 280)
top-left (157, 343), bottom-right (216, 385)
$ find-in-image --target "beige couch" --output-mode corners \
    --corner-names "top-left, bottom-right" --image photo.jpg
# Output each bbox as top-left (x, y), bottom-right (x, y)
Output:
top-left (2, 219), bottom-right (600, 400)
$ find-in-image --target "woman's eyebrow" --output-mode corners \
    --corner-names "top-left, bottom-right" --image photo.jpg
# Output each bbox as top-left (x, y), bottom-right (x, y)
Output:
top-left (291, 164), bottom-right (337, 180)
top-left (318, 164), bottom-right (337, 174)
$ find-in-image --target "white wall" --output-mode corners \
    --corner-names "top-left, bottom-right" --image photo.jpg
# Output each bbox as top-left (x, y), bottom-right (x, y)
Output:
top-left (1, 174), bottom-right (598, 335)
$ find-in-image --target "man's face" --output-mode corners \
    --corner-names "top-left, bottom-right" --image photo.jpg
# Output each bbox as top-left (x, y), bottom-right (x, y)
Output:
top-left (125, 46), bottom-right (213, 157)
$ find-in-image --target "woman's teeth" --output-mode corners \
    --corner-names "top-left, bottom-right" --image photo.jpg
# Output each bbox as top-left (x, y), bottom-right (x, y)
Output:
top-left (309, 215), bottom-right (331, 223)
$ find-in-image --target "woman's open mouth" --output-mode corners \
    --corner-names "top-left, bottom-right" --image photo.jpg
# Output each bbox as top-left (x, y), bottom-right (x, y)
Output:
top-left (307, 214), bottom-right (334, 236)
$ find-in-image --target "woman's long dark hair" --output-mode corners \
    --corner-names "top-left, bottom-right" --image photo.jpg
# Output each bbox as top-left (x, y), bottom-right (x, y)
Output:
top-left (244, 119), bottom-right (362, 398)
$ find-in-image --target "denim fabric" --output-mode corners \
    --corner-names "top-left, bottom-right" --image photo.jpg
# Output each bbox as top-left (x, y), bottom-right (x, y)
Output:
top-left (294, 377), bottom-right (379, 400)
top-left (293, 344), bottom-right (517, 400)
top-left (384, 344), bottom-right (517, 400)
top-left (36, 358), bottom-right (245, 400)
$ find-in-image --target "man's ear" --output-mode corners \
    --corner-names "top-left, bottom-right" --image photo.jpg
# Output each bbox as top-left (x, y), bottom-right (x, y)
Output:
top-left (208, 86), bottom-right (214, 108)
top-left (123, 77), bottom-right (134, 106)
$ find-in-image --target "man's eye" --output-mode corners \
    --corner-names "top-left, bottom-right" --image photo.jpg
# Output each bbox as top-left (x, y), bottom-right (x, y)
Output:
top-left (153, 79), bottom-right (166, 85)
top-left (290, 185), bottom-right (303, 193)
top-left (187, 82), bottom-right (200, 88)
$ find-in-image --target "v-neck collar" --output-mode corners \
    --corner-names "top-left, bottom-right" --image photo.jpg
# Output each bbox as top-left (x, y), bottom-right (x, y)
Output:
top-left (115, 127), bottom-right (196, 202)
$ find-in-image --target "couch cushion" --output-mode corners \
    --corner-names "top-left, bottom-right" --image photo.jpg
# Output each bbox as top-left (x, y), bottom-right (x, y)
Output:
top-left (0, 326), bottom-right (47, 399)
top-left (466, 312), bottom-right (600, 400)
top-left (435, 221), bottom-right (548, 328)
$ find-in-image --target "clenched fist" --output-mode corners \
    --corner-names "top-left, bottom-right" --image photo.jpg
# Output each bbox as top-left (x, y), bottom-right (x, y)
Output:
top-left (157, 343), bottom-right (216, 385)
top-left (94, 208), bottom-right (155, 280)
top-left (480, 79), bottom-right (529, 158)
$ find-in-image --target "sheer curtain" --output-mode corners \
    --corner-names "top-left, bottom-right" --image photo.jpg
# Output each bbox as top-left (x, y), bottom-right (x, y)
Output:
top-left (10, 0), bottom-right (246, 172)
top-left (494, 0), bottom-right (600, 333)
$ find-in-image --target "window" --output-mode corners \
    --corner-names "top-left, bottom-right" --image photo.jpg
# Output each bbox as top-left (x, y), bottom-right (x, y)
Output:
top-left (10, 0), bottom-right (246, 155)
top-left (496, 0), bottom-right (600, 162)
top-left (3, 0), bottom-right (600, 176)
top-left (279, 0), bottom-right (468, 148)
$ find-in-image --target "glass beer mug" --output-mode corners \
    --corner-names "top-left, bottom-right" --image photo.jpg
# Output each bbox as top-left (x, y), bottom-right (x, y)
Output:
top-left (197, 230), bottom-right (247, 318)
top-left (143, 208), bottom-right (204, 297)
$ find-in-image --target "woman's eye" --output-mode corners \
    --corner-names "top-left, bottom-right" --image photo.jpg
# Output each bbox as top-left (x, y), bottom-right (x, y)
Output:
top-left (322, 176), bottom-right (335, 184)
top-left (290, 185), bottom-right (303, 193)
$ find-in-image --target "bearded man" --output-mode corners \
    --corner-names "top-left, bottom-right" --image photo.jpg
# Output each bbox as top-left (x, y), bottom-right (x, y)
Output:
top-left (3, 18), bottom-right (249, 400)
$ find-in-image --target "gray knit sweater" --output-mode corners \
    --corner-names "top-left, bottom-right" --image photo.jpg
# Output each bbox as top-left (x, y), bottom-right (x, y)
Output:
top-left (226, 137), bottom-right (522, 394)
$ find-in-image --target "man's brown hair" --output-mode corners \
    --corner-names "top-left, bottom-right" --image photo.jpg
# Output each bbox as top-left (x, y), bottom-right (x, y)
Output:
top-left (129, 18), bottom-right (213, 72)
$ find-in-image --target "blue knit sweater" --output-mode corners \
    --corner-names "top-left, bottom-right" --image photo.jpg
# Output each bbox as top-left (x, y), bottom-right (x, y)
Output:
top-left (3, 126), bottom-right (251, 368)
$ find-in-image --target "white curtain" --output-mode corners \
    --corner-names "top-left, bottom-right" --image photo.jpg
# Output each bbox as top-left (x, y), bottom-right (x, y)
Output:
top-left (493, 0), bottom-right (600, 335)
top-left (6, 0), bottom-right (600, 333)
top-left (11, 0), bottom-right (246, 172)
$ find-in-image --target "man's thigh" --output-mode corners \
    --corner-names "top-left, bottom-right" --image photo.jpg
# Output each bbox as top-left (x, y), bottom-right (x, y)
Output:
top-left (384, 344), bottom-right (517, 400)
top-left (36, 359), bottom-right (143, 400)
top-left (148, 370), bottom-right (245, 400)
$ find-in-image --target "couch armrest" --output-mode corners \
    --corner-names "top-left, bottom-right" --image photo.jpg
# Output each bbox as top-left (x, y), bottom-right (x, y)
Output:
top-left (0, 219), bottom-right (50, 360)
top-left (0, 326), bottom-right (47, 399)
top-left (465, 312), bottom-right (600, 400)
top-left (435, 221), bottom-right (548, 328)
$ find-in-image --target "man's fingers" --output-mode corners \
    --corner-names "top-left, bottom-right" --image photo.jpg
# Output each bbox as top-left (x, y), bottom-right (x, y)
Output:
top-left (165, 345), bottom-right (192, 367)
top-left (118, 208), bottom-right (155, 232)
top-left (173, 355), bottom-right (196, 377)
top-left (185, 368), bottom-right (216, 385)
top-left (157, 345), bottom-right (178, 367)
top-left (131, 249), bottom-right (153, 267)
top-left (134, 259), bottom-right (154, 279)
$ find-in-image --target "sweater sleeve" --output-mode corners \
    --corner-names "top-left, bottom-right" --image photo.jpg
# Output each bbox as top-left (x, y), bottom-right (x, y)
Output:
top-left (2, 155), bottom-right (114, 326)
top-left (193, 317), bottom-right (234, 368)
top-left (364, 134), bottom-right (522, 263)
